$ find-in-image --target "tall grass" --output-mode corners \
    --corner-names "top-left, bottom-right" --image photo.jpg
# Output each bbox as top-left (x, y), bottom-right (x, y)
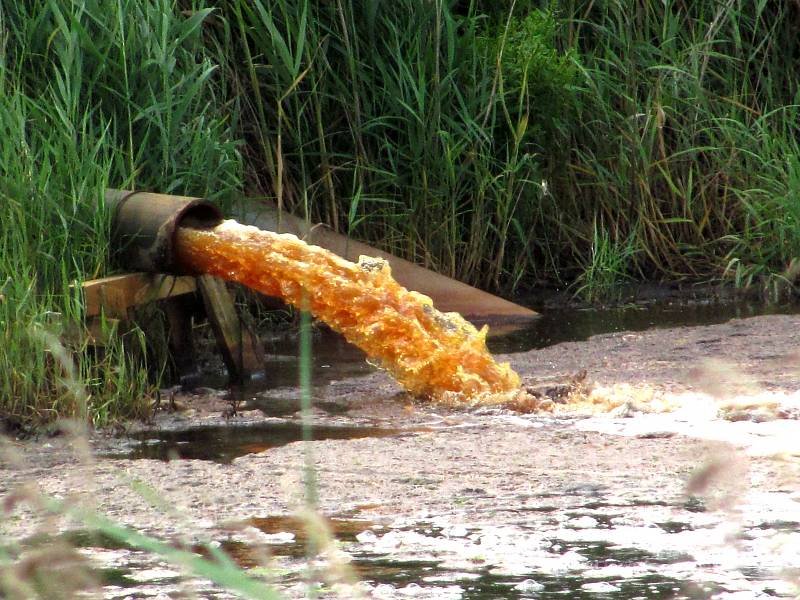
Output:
top-left (0, 0), bottom-right (241, 427)
top-left (217, 0), bottom-right (800, 298)
top-left (555, 0), bottom-right (800, 293)
top-left (4, 0), bottom-right (800, 423)
top-left (218, 0), bottom-right (574, 291)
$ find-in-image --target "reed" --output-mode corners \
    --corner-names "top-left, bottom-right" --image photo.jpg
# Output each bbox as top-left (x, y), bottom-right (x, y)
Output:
top-left (554, 0), bottom-right (800, 295)
top-left (3, 0), bottom-right (800, 423)
top-left (218, 0), bottom-right (800, 299)
top-left (0, 0), bottom-right (241, 427)
top-left (217, 0), bottom-right (574, 291)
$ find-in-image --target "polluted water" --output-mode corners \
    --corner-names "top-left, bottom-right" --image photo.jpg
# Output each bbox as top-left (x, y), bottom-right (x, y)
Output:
top-left (9, 222), bottom-right (798, 600)
top-left (176, 220), bottom-right (521, 403)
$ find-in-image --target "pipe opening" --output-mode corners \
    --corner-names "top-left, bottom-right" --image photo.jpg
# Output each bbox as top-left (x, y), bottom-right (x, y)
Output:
top-left (106, 190), bottom-right (223, 274)
top-left (177, 204), bottom-right (223, 231)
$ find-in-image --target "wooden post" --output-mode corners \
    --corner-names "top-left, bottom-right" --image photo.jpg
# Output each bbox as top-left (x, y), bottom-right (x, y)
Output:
top-left (196, 275), bottom-right (263, 380)
top-left (77, 272), bottom-right (264, 382)
top-left (162, 296), bottom-right (197, 376)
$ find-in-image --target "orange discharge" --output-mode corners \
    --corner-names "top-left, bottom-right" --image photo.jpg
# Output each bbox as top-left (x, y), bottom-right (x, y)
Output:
top-left (176, 221), bottom-right (521, 401)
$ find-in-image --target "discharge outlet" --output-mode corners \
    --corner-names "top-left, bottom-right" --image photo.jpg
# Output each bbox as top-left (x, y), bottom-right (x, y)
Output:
top-left (106, 188), bottom-right (223, 274)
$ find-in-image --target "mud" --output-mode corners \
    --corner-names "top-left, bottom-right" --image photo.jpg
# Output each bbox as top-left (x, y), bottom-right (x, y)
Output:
top-left (2, 311), bottom-right (800, 598)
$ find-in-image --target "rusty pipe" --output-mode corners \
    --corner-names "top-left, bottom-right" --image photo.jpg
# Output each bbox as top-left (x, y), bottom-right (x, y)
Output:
top-left (105, 189), bottom-right (223, 274)
top-left (105, 189), bottom-right (538, 322)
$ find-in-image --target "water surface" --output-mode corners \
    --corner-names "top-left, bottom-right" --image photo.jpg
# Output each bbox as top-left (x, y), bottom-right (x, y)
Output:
top-left (487, 298), bottom-right (800, 353)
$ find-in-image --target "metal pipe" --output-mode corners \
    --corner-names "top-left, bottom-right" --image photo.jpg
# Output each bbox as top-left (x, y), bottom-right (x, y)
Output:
top-left (241, 205), bottom-right (539, 322)
top-left (105, 189), bottom-right (222, 274)
top-left (105, 188), bottom-right (538, 322)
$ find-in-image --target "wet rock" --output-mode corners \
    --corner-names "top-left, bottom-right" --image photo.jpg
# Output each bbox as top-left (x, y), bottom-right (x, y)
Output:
top-left (442, 525), bottom-right (469, 538)
top-left (356, 530), bottom-right (378, 543)
top-left (609, 401), bottom-right (640, 418)
top-left (522, 370), bottom-right (588, 405)
top-left (555, 550), bottom-right (588, 572)
top-left (396, 583), bottom-right (424, 596)
top-left (635, 430), bottom-right (677, 439)
top-left (563, 482), bottom-right (609, 497)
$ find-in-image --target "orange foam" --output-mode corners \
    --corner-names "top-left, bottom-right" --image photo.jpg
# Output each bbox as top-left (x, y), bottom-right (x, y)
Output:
top-left (176, 221), bottom-right (520, 401)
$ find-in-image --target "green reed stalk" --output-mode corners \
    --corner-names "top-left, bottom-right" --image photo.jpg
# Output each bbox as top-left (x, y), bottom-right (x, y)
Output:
top-left (0, 0), bottom-right (242, 427)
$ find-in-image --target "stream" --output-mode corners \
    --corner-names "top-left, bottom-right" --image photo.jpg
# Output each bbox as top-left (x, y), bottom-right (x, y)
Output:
top-left (3, 298), bottom-right (800, 599)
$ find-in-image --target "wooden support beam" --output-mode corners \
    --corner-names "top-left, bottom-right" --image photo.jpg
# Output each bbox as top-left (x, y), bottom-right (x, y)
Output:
top-left (85, 316), bottom-right (122, 346)
top-left (197, 275), bottom-right (264, 380)
top-left (78, 272), bottom-right (263, 382)
top-left (80, 273), bottom-right (197, 318)
top-left (162, 296), bottom-right (197, 376)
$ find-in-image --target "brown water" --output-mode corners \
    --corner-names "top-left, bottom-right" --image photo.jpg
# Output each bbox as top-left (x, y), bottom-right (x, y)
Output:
top-left (105, 421), bottom-right (414, 462)
top-left (175, 221), bottom-right (520, 402)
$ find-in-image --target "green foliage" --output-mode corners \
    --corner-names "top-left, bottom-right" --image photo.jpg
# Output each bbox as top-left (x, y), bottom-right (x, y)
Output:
top-left (4, 0), bottom-right (800, 426)
top-left (573, 222), bottom-right (638, 303)
top-left (0, 0), bottom-right (242, 427)
top-left (462, 0), bottom-right (543, 23)
top-left (216, 0), bottom-right (576, 290)
top-left (479, 8), bottom-right (577, 152)
top-left (550, 0), bottom-right (800, 287)
top-left (217, 0), bottom-right (800, 293)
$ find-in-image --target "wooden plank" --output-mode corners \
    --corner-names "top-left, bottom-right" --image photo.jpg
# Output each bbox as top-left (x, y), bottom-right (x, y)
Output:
top-left (80, 273), bottom-right (197, 317)
top-left (197, 275), bottom-right (263, 379)
top-left (85, 316), bottom-right (122, 345)
top-left (163, 296), bottom-right (196, 375)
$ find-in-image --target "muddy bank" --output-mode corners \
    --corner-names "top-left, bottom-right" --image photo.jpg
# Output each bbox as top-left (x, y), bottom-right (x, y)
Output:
top-left (2, 313), bottom-right (800, 598)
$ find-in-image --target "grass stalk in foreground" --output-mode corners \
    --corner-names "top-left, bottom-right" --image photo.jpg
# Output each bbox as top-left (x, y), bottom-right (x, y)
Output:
top-left (299, 304), bottom-right (319, 509)
top-left (1, 487), bottom-right (282, 600)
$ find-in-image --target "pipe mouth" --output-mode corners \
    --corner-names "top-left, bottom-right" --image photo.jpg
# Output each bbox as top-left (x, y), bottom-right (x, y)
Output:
top-left (107, 189), bottom-right (223, 274)
top-left (177, 203), bottom-right (223, 231)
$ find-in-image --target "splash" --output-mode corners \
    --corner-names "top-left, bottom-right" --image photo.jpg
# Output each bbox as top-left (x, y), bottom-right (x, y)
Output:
top-left (175, 221), bottom-right (521, 402)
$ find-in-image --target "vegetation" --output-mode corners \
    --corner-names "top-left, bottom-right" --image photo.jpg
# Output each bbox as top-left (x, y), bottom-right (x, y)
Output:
top-left (0, 0), bottom-right (241, 427)
top-left (220, 0), bottom-right (800, 293)
top-left (221, 0), bottom-right (575, 290)
top-left (555, 0), bottom-right (800, 294)
top-left (2, 3), bottom-right (799, 597)
top-left (1, 486), bottom-right (283, 599)
top-left (2, 0), bottom-right (800, 425)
